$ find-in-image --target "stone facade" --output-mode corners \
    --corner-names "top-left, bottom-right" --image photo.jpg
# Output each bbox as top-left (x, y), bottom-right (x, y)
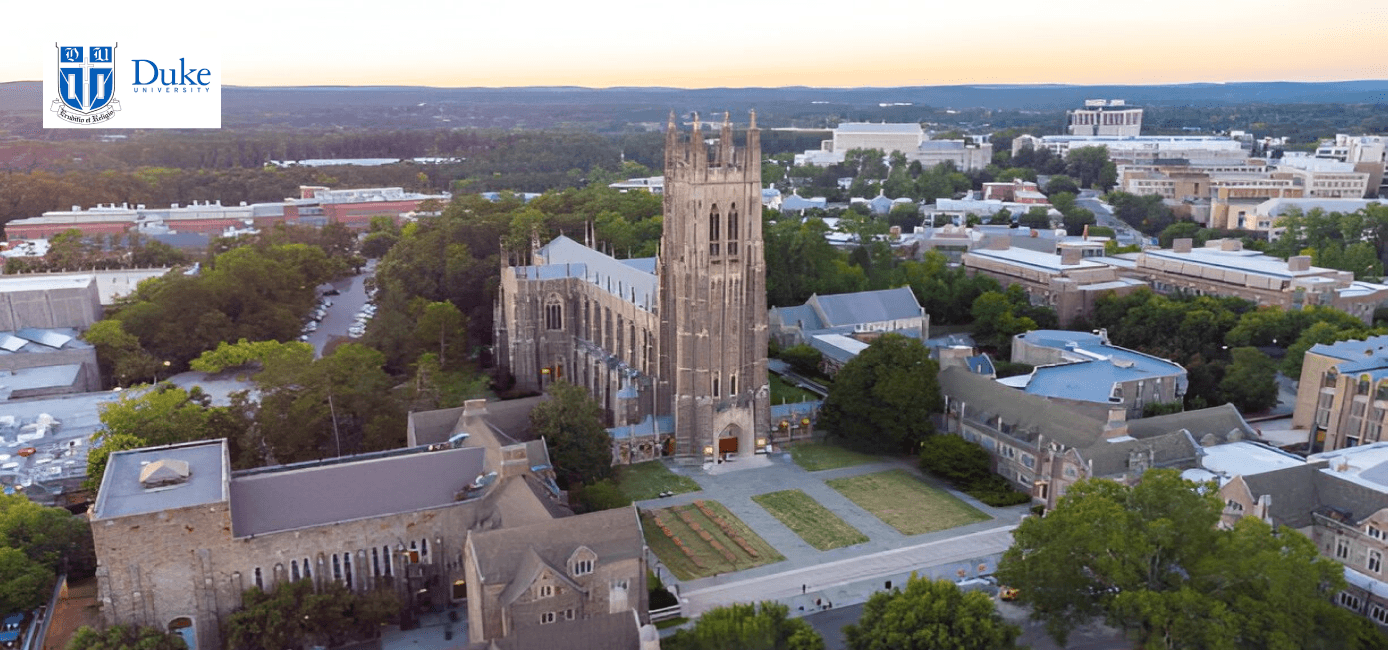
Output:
top-left (497, 114), bottom-right (770, 462)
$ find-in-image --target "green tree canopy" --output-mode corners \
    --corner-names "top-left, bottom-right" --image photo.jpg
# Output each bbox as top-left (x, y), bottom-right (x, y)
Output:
top-left (821, 334), bottom-right (943, 453)
top-left (1220, 347), bottom-right (1279, 414)
top-left (530, 380), bottom-right (614, 487)
top-left (996, 469), bottom-right (1382, 649)
top-left (66, 624), bottom-right (189, 650)
top-left (664, 601), bottom-right (824, 650)
top-left (844, 574), bottom-right (1021, 650)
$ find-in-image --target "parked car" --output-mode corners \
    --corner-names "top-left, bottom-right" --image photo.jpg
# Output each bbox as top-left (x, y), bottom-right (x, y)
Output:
top-left (323, 288), bottom-right (340, 296)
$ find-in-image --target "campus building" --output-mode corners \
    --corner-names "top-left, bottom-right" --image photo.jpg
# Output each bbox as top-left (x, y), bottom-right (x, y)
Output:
top-left (768, 287), bottom-right (928, 375)
top-left (1011, 135), bottom-right (1247, 163)
top-left (793, 123), bottom-right (992, 171)
top-left (88, 400), bottom-right (650, 650)
top-left (938, 365), bottom-right (1255, 511)
top-left (1213, 442), bottom-right (1388, 630)
top-left (960, 241), bottom-right (1147, 327)
top-left (4, 186), bottom-right (449, 239)
top-left (496, 114), bottom-right (770, 462)
top-left (1067, 99), bottom-right (1143, 137)
top-left (1129, 239), bottom-right (1388, 323)
top-left (1289, 334), bottom-right (1388, 452)
top-left (1006, 330), bottom-right (1187, 421)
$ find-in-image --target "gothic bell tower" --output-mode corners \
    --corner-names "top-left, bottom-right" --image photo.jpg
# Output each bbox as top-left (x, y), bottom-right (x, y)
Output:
top-left (657, 112), bottom-right (770, 461)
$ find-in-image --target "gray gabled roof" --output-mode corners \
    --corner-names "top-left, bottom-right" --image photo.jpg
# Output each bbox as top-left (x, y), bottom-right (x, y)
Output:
top-left (228, 446), bottom-right (486, 537)
top-left (1127, 403), bottom-right (1255, 441)
top-left (469, 506), bottom-right (643, 588)
top-left (808, 287), bottom-right (921, 328)
top-left (486, 610), bottom-right (642, 650)
top-left (940, 365), bottom-right (1107, 448)
top-left (1083, 430), bottom-right (1200, 478)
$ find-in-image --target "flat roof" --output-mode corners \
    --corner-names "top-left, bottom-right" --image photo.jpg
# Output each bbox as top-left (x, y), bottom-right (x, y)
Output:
top-left (93, 440), bottom-right (227, 520)
top-left (228, 445), bottom-right (486, 537)
top-left (1015, 330), bottom-right (1185, 404)
top-left (1141, 247), bottom-right (1333, 280)
top-left (1198, 441), bottom-right (1306, 481)
top-left (966, 247), bottom-right (1108, 273)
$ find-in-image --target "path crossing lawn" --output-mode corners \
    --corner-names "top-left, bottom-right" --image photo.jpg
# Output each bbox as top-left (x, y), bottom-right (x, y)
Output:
top-left (752, 489), bottom-right (869, 551)
top-left (770, 373), bottom-right (819, 404)
top-left (788, 442), bottom-right (880, 472)
top-left (826, 469), bottom-right (988, 536)
top-left (642, 500), bottom-right (784, 581)
top-left (619, 461), bottom-right (701, 501)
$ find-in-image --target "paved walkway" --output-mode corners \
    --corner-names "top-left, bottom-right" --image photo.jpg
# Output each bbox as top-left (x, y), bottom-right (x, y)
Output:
top-left (637, 450), bottom-right (1028, 617)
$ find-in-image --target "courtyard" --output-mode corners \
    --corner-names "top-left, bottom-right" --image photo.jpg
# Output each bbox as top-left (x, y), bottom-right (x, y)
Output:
top-left (636, 446), bottom-right (1028, 615)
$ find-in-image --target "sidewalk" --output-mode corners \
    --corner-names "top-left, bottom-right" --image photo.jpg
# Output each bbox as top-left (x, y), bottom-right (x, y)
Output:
top-left (637, 451), bottom-right (1028, 617)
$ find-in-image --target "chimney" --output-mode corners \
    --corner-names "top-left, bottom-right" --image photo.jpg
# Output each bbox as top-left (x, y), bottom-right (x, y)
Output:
top-left (987, 236), bottom-right (1010, 250)
top-left (1288, 256), bottom-right (1311, 272)
top-left (1082, 224), bottom-right (1090, 240)
top-left (1220, 239), bottom-right (1242, 251)
top-left (462, 398), bottom-right (488, 419)
top-left (1060, 248), bottom-right (1083, 265)
top-left (1172, 238), bottom-right (1193, 253)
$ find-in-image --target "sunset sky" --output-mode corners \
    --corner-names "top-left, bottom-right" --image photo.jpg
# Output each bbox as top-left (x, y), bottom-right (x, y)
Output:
top-left (6, 0), bottom-right (1386, 87)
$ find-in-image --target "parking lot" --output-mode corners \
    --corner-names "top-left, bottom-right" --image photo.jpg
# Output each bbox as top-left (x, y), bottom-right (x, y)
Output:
top-left (302, 260), bottom-right (377, 357)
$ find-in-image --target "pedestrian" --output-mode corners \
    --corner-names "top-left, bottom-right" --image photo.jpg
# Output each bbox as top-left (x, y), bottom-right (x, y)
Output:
top-left (802, 584), bottom-right (806, 594)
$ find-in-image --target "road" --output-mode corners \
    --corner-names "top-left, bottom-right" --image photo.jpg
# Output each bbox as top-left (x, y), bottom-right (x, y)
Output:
top-left (304, 260), bottom-right (377, 357)
top-left (679, 526), bottom-right (1016, 617)
top-left (1077, 190), bottom-right (1142, 246)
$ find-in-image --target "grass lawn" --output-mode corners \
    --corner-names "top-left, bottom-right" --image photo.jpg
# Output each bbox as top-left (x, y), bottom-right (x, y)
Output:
top-left (789, 442), bottom-right (881, 472)
top-left (619, 461), bottom-right (701, 501)
top-left (827, 469), bottom-right (988, 536)
top-left (642, 500), bottom-right (784, 581)
top-left (752, 489), bottom-right (869, 551)
top-left (769, 373), bottom-right (819, 404)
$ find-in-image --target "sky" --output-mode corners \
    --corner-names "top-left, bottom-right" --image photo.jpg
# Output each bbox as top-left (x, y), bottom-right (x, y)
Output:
top-left (5, 0), bottom-right (1387, 88)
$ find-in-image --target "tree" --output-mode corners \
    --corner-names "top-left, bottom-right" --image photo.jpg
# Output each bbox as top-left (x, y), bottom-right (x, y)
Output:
top-left (664, 601), bottom-right (824, 650)
top-left (0, 546), bottom-right (52, 614)
top-left (821, 334), bottom-right (942, 453)
top-left (83, 319), bottom-right (160, 388)
top-left (997, 470), bottom-right (1377, 649)
top-left (84, 432), bottom-right (151, 493)
top-left (413, 299), bottom-right (467, 370)
top-left (95, 384), bottom-right (218, 447)
top-left (530, 381), bottom-right (614, 487)
top-left (66, 624), bottom-right (188, 650)
top-left (1219, 347), bottom-right (1279, 413)
top-left (844, 574), bottom-right (1021, 650)
top-left (1018, 206), bottom-right (1051, 230)
top-left (778, 344), bottom-right (823, 377)
top-left (1044, 174), bottom-right (1080, 196)
top-left (1064, 146), bottom-right (1112, 189)
top-left (919, 435), bottom-right (992, 487)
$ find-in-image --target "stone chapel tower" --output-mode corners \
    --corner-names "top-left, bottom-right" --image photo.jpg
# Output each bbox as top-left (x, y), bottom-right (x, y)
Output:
top-left (657, 112), bottom-right (770, 460)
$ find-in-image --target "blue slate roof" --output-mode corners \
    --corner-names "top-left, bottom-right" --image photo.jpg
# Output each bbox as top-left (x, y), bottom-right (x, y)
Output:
top-left (1015, 330), bottom-right (1186, 405)
top-left (772, 304), bottom-right (823, 331)
top-left (1310, 335), bottom-right (1388, 363)
top-left (782, 195), bottom-right (827, 211)
top-left (966, 354), bottom-right (995, 375)
top-left (810, 287), bottom-right (921, 327)
top-left (608, 415), bottom-right (675, 440)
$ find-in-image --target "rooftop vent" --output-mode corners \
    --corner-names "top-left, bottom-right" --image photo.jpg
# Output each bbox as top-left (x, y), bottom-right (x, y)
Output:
top-left (139, 459), bottom-right (191, 488)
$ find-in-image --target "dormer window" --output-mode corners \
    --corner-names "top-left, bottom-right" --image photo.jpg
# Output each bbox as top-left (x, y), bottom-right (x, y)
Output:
top-left (573, 559), bottom-right (593, 576)
top-left (539, 584), bottom-right (554, 598)
top-left (568, 545), bottom-right (597, 577)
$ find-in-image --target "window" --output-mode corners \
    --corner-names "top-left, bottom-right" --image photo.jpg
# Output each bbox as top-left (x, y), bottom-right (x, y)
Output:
top-left (1340, 591), bottom-right (1362, 610)
top-left (611, 579), bottom-right (629, 590)
top-left (539, 584), bottom-right (554, 598)
top-left (1337, 538), bottom-right (1352, 560)
top-left (572, 559), bottom-right (594, 576)
top-left (333, 554), bottom-right (342, 582)
top-left (727, 206), bottom-right (739, 256)
top-left (254, 567), bottom-right (263, 590)
top-left (545, 298), bottom-right (563, 330)
top-left (565, 608), bottom-right (575, 621)
top-left (343, 553), bottom-right (353, 589)
top-left (1371, 550), bottom-right (1383, 574)
top-left (712, 377), bottom-right (720, 398)
top-left (421, 539), bottom-right (429, 562)
top-left (1360, 379), bottom-right (1371, 395)
top-left (1370, 526), bottom-right (1384, 541)
top-left (729, 374), bottom-right (737, 396)
top-left (1324, 372), bottom-right (1339, 389)
top-left (372, 548), bottom-right (381, 577)
top-left (303, 558), bottom-right (311, 580)
top-left (540, 612), bottom-right (556, 625)
top-left (709, 205), bottom-right (721, 256)
top-left (382, 546), bottom-right (392, 577)
top-left (291, 560), bottom-right (301, 582)
top-left (1372, 605), bottom-right (1388, 625)
top-left (1021, 454), bottom-right (1035, 469)
top-left (1225, 499), bottom-right (1244, 513)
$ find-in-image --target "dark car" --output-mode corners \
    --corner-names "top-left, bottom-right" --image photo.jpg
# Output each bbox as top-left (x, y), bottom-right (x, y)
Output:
top-left (323, 288), bottom-right (341, 296)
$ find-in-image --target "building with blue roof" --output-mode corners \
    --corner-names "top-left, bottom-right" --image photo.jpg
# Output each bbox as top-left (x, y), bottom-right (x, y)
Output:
top-left (1009, 329), bottom-right (1187, 421)
top-left (1292, 334), bottom-right (1388, 452)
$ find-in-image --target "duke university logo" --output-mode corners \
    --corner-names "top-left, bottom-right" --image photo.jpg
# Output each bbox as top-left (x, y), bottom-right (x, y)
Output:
top-left (51, 44), bottom-right (121, 125)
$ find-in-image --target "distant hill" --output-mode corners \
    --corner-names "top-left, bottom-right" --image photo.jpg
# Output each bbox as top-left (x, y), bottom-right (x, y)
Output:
top-left (3, 80), bottom-right (1387, 133)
